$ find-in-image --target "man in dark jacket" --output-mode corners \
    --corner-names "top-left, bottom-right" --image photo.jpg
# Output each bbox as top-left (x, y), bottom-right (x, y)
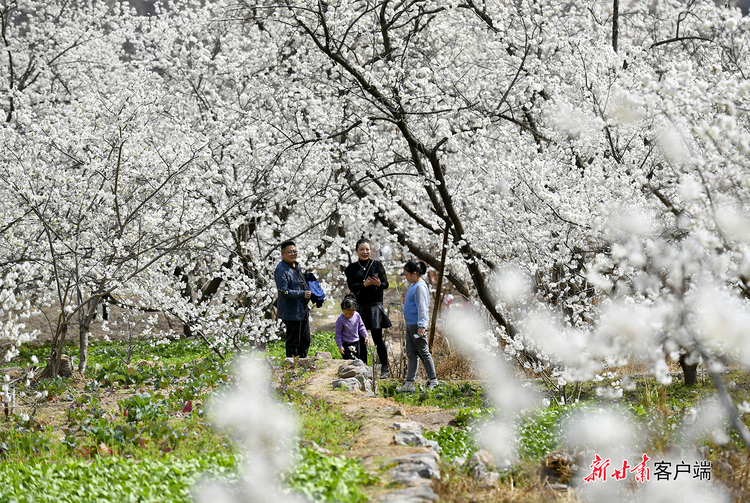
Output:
top-left (274, 240), bottom-right (312, 357)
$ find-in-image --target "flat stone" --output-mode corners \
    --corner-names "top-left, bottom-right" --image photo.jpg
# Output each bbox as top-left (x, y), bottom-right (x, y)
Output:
top-left (296, 357), bottom-right (313, 369)
top-left (355, 373), bottom-right (375, 392)
top-left (385, 452), bottom-right (440, 485)
top-left (361, 377), bottom-right (373, 394)
top-left (548, 483), bottom-right (569, 492)
top-left (471, 461), bottom-right (488, 480)
top-left (332, 377), bottom-right (360, 391)
top-left (338, 367), bottom-right (360, 378)
top-left (349, 358), bottom-right (366, 369)
top-left (392, 431), bottom-right (439, 452)
top-left (376, 485), bottom-right (439, 502)
top-left (393, 431), bottom-right (424, 446)
top-left (392, 422), bottom-right (425, 435)
top-left (341, 358), bottom-right (372, 377)
top-left (314, 351), bottom-right (332, 360)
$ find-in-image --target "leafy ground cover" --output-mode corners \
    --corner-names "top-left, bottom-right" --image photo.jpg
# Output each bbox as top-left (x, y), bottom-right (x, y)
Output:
top-left (0, 335), bottom-right (380, 503)
top-left (378, 363), bottom-right (750, 502)
top-left (286, 447), bottom-right (376, 503)
top-left (379, 381), bottom-right (489, 409)
top-left (4, 334), bottom-right (750, 502)
top-left (0, 453), bottom-right (238, 503)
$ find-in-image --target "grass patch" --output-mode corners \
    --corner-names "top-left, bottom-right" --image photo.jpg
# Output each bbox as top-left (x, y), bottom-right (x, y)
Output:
top-left (298, 401), bottom-right (360, 453)
top-left (264, 332), bottom-right (343, 360)
top-left (380, 381), bottom-right (490, 409)
top-left (516, 408), bottom-right (563, 460)
top-left (3, 338), bottom-right (215, 374)
top-left (88, 338), bottom-right (212, 366)
top-left (276, 372), bottom-right (360, 454)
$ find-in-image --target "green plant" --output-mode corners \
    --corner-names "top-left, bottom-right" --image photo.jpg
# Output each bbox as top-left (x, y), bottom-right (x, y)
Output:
top-left (87, 338), bottom-right (212, 367)
top-left (0, 453), bottom-right (239, 503)
top-left (35, 377), bottom-right (70, 398)
top-left (285, 447), bottom-right (376, 503)
top-left (516, 408), bottom-right (562, 460)
top-left (0, 426), bottom-right (54, 459)
top-left (118, 392), bottom-right (170, 423)
top-left (278, 383), bottom-right (360, 453)
top-left (424, 426), bottom-right (479, 461)
top-left (453, 407), bottom-right (490, 427)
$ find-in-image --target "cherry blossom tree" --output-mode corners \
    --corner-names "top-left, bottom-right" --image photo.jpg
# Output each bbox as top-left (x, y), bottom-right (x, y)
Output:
top-left (224, 0), bottom-right (750, 454)
top-left (0, 0), bottom-right (346, 373)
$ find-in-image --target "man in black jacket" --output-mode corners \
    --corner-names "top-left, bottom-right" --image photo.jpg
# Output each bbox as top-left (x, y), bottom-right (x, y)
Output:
top-left (274, 240), bottom-right (312, 357)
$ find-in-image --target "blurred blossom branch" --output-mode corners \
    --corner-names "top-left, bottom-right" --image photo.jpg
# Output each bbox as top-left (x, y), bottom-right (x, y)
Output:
top-left (196, 356), bottom-right (305, 503)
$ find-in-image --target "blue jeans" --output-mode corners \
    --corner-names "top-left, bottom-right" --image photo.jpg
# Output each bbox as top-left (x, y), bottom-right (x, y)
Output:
top-left (404, 324), bottom-right (437, 382)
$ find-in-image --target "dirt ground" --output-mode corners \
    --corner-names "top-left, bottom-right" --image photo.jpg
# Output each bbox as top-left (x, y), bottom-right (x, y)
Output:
top-left (11, 302), bottom-right (184, 347)
top-left (299, 357), bottom-right (577, 503)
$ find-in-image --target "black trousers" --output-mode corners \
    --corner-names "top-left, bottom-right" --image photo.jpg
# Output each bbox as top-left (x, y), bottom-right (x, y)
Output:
top-left (283, 317), bottom-right (311, 358)
top-left (370, 328), bottom-right (388, 370)
top-left (342, 338), bottom-right (368, 364)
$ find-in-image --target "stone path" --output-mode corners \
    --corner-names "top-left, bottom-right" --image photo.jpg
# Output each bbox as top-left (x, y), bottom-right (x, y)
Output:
top-left (299, 353), bottom-right (450, 503)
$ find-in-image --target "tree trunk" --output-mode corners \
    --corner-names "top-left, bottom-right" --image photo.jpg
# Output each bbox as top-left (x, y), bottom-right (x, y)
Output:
top-left (41, 320), bottom-right (68, 379)
top-left (612, 0), bottom-right (619, 52)
top-left (174, 266), bottom-right (194, 338)
top-left (78, 297), bottom-right (101, 374)
top-left (680, 353), bottom-right (698, 386)
top-left (428, 220), bottom-right (451, 350)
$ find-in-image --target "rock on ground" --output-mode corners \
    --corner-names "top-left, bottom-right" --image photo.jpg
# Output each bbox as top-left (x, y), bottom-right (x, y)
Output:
top-left (376, 485), bottom-right (439, 503)
top-left (385, 452), bottom-right (440, 485)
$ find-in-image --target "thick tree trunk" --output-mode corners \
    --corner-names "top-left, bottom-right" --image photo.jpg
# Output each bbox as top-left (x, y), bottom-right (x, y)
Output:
top-left (41, 320), bottom-right (68, 379)
top-left (612, 0), bottom-right (619, 52)
top-left (680, 353), bottom-right (698, 386)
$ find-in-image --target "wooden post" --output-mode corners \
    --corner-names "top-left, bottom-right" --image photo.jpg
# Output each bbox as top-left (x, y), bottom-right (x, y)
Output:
top-left (428, 221), bottom-right (451, 350)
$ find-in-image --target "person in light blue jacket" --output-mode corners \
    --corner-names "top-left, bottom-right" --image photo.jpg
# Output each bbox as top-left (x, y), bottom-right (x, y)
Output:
top-left (398, 260), bottom-right (439, 393)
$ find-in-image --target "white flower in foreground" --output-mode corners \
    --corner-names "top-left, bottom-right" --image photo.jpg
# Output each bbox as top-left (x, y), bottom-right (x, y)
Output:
top-left (195, 356), bottom-right (305, 503)
top-left (564, 407), bottom-right (637, 454)
top-left (681, 398), bottom-right (730, 446)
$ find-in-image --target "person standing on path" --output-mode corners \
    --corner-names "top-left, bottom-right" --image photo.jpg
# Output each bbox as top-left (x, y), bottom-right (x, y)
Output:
top-left (274, 240), bottom-right (312, 358)
top-left (398, 260), bottom-right (439, 393)
top-left (344, 238), bottom-right (392, 377)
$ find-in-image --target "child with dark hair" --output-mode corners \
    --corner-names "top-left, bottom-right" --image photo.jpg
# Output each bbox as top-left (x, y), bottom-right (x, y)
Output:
top-left (335, 295), bottom-right (370, 362)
